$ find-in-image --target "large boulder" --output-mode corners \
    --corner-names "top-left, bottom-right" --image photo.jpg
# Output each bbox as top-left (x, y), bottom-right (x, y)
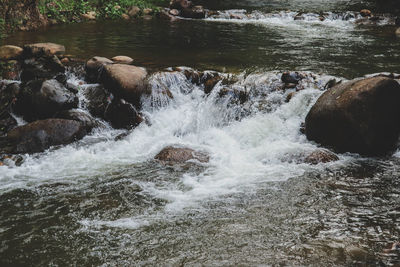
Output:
top-left (305, 77), bottom-right (400, 155)
top-left (85, 56), bottom-right (113, 83)
top-left (104, 98), bottom-right (143, 129)
top-left (0, 45), bottom-right (23, 60)
top-left (23, 43), bottom-right (65, 57)
top-left (20, 54), bottom-right (65, 82)
top-left (0, 119), bottom-right (88, 154)
top-left (14, 79), bottom-right (78, 122)
top-left (155, 146), bottom-right (209, 164)
top-left (100, 64), bottom-right (148, 108)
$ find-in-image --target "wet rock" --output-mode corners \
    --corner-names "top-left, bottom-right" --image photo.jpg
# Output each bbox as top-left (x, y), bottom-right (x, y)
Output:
top-left (54, 109), bottom-right (99, 130)
top-left (14, 79), bottom-right (78, 122)
top-left (281, 72), bottom-right (303, 84)
top-left (0, 115), bottom-right (17, 137)
top-left (0, 154), bottom-right (24, 167)
top-left (396, 28), bottom-right (400, 36)
top-left (169, 9), bottom-right (180, 16)
top-left (0, 82), bottom-right (20, 118)
top-left (20, 53), bottom-right (65, 82)
top-left (360, 9), bottom-right (372, 17)
top-left (0, 45), bottom-right (23, 60)
top-left (81, 11), bottom-right (96, 20)
top-left (122, 13), bottom-right (130, 20)
top-left (1, 119), bottom-right (89, 154)
top-left (143, 8), bottom-right (153, 15)
top-left (155, 146), bottom-right (209, 164)
top-left (23, 43), bottom-right (65, 57)
top-left (305, 77), bottom-right (400, 155)
top-left (100, 64), bottom-right (148, 108)
top-left (143, 15), bottom-right (153, 20)
top-left (83, 85), bottom-right (109, 119)
top-left (160, 9), bottom-right (180, 21)
top-left (181, 6), bottom-right (206, 19)
top-left (128, 6), bottom-right (140, 17)
top-left (104, 98), bottom-right (143, 129)
top-left (202, 72), bottom-right (222, 94)
top-left (112, 56), bottom-right (134, 65)
top-left (286, 91), bottom-right (296, 102)
top-left (304, 149), bottom-right (339, 165)
top-left (170, 0), bottom-right (192, 10)
top-left (85, 56), bottom-right (113, 83)
top-left (181, 68), bottom-right (201, 84)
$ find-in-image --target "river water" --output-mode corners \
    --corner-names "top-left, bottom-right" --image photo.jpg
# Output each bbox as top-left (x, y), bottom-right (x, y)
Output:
top-left (1, 0), bottom-right (400, 266)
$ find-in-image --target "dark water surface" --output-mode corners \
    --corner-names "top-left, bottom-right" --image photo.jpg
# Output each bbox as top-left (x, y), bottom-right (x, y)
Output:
top-left (1, 0), bottom-right (400, 266)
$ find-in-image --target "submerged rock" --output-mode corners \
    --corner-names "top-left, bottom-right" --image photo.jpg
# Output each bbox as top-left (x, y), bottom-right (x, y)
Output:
top-left (0, 45), bottom-right (23, 60)
top-left (85, 56), bottom-right (113, 83)
top-left (104, 98), bottom-right (143, 129)
top-left (1, 119), bottom-right (89, 154)
top-left (155, 146), bottom-right (209, 164)
top-left (100, 64), bottom-right (148, 108)
top-left (14, 79), bottom-right (78, 122)
top-left (304, 149), bottom-right (339, 165)
top-left (305, 77), bottom-right (400, 155)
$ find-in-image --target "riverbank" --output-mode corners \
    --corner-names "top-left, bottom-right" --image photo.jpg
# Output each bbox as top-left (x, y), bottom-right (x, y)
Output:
top-left (0, 0), bottom-right (169, 38)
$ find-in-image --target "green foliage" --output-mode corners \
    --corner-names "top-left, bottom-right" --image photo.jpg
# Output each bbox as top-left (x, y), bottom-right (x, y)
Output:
top-left (0, 18), bottom-right (5, 39)
top-left (38, 0), bottom-right (169, 22)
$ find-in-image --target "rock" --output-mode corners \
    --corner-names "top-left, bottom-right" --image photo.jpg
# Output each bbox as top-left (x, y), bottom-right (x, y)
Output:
top-left (128, 6), bottom-right (140, 17)
top-left (85, 56), bottom-right (113, 83)
top-left (54, 109), bottom-right (99, 130)
top-left (83, 85), bottom-right (110, 119)
top-left (170, 0), bottom-right (192, 10)
top-left (143, 15), bottom-right (153, 20)
top-left (0, 82), bottom-right (20, 118)
top-left (111, 56), bottom-right (134, 65)
top-left (104, 98), bottom-right (143, 129)
top-left (169, 9), bottom-right (180, 16)
top-left (122, 13), bottom-right (130, 20)
top-left (304, 149), bottom-right (339, 165)
top-left (202, 72), bottom-right (222, 94)
top-left (0, 154), bottom-right (24, 167)
top-left (360, 9), bottom-right (372, 17)
top-left (143, 8), bottom-right (153, 15)
top-left (0, 45), bottom-right (23, 60)
top-left (20, 54), bottom-right (65, 82)
top-left (14, 79), bottom-right (78, 122)
top-left (155, 146), bottom-right (209, 164)
top-left (286, 91), bottom-right (296, 102)
top-left (281, 72), bottom-right (303, 84)
top-left (0, 115), bottom-right (17, 137)
top-left (396, 28), bottom-right (400, 36)
top-left (23, 43), bottom-right (65, 57)
top-left (305, 77), bottom-right (400, 155)
top-left (81, 11), bottom-right (96, 20)
top-left (1, 119), bottom-right (89, 154)
top-left (100, 64), bottom-right (148, 108)
top-left (60, 57), bottom-right (70, 64)
top-left (181, 6), bottom-right (206, 19)
top-left (0, 60), bottom-right (21, 80)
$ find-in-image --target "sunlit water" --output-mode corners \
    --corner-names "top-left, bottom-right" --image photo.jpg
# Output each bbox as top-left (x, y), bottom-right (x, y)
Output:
top-left (1, 0), bottom-right (400, 265)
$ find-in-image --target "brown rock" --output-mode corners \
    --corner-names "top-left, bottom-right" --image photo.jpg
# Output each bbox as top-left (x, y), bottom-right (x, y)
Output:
top-left (24, 43), bottom-right (66, 57)
top-left (143, 8), bottom-right (153, 15)
top-left (0, 45), bottom-right (23, 60)
top-left (396, 27), bottom-right (400, 36)
top-left (1, 119), bottom-right (89, 154)
top-left (360, 9), bottom-right (372, 17)
top-left (304, 149), bottom-right (339, 165)
top-left (85, 56), bottom-right (113, 83)
top-left (305, 77), bottom-right (400, 155)
top-left (169, 9), bottom-right (180, 16)
top-left (128, 6), bottom-right (140, 17)
top-left (112, 56), bottom-right (134, 64)
top-left (100, 64), bottom-right (148, 107)
top-left (155, 146), bottom-right (209, 164)
top-left (122, 13), bottom-right (130, 20)
top-left (81, 11), bottom-right (96, 20)
top-left (286, 92), bottom-right (296, 102)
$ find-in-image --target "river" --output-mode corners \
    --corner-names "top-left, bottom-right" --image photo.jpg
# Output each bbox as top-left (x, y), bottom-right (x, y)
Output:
top-left (0, 0), bottom-right (400, 266)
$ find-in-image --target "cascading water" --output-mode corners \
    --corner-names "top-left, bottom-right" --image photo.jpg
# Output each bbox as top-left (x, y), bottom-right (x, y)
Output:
top-left (1, 0), bottom-right (400, 265)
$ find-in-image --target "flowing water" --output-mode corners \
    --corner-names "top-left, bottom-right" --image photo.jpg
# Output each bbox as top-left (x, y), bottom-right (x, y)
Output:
top-left (1, 0), bottom-right (400, 266)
